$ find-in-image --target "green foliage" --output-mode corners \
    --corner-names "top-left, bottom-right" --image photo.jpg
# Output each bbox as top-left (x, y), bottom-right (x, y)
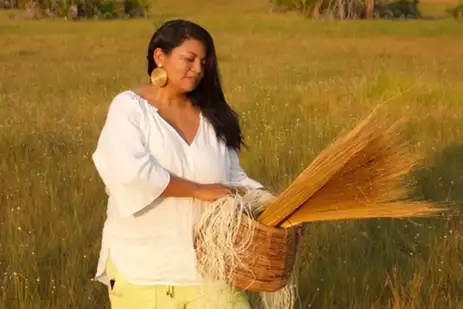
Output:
top-left (268, 0), bottom-right (301, 10)
top-left (124, 0), bottom-right (150, 17)
top-left (374, 0), bottom-right (422, 19)
top-left (446, 2), bottom-right (463, 20)
top-left (269, 0), bottom-right (315, 13)
top-left (23, 0), bottom-right (150, 19)
top-left (269, 0), bottom-right (423, 19)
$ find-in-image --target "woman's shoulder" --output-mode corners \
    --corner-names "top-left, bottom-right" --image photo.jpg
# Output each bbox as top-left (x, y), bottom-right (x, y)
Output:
top-left (110, 89), bottom-right (143, 106)
top-left (107, 90), bottom-right (149, 117)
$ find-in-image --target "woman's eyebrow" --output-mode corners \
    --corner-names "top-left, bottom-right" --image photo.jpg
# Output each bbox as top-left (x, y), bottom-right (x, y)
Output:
top-left (185, 51), bottom-right (206, 61)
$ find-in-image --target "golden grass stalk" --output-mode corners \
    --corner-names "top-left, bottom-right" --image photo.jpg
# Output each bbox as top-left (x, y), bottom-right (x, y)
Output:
top-left (257, 109), bottom-right (443, 228)
top-left (279, 201), bottom-right (439, 228)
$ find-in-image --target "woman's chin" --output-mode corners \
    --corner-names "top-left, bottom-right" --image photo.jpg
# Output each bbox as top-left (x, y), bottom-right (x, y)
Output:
top-left (181, 82), bottom-right (199, 93)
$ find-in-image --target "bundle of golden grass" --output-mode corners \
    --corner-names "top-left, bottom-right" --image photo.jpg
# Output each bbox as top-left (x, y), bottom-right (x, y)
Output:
top-left (257, 110), bottom-right (443, 228)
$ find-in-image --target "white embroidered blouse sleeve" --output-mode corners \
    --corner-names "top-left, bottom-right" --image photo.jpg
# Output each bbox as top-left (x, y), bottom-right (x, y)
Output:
top-left (92, 93), bottom-right (171, 217)
top-left (228, 149), bottom-right (264, 190)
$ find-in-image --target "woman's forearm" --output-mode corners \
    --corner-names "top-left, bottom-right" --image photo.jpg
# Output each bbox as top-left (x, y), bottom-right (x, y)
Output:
top-left (160, 174), bottom-right (200, 198)
top-left (161, 174), bottom-right (232, 202)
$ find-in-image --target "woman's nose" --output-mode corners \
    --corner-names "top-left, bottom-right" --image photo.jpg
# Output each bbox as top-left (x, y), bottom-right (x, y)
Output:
top-left (192, 59), bottom-right (202, 75)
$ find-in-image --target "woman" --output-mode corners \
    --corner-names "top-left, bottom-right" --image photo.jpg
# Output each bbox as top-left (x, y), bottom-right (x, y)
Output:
top-left (92, 19), bottom-right (265, 309)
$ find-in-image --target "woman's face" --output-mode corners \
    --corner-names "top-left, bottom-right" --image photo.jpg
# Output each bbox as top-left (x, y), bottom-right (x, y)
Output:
top-left (155, 38), bottom-right (207, 93)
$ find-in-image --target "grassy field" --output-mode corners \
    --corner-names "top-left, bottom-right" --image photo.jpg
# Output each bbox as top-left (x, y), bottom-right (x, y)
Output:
top-left (1, 0), bottom-right (463, 308)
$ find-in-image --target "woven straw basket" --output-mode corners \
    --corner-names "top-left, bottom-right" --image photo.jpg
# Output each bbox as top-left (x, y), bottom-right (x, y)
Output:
top-left (195, 213), bottom-right (298, 293)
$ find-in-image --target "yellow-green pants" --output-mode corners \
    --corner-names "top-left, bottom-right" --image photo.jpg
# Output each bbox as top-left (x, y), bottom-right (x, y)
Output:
top-left (105, 257), bottom-right (251, 309)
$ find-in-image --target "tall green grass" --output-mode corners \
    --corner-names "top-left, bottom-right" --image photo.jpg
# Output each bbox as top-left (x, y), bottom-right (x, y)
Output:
top-left (1, 1), bottom-right (463, 308)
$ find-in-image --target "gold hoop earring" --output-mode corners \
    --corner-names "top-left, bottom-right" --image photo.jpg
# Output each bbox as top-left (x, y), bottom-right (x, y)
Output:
top-left (150, 64), bottom-right (167, 88)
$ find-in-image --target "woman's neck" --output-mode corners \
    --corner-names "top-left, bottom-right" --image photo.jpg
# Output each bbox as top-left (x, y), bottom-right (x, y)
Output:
top-left (140, 84), bottom-right (189, 110)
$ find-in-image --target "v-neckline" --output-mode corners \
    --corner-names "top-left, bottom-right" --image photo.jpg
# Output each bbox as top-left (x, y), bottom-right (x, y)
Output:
top-left (130, 90), bottom-right (202, 148)
top-left (157, 110), bottom-right (202, 148)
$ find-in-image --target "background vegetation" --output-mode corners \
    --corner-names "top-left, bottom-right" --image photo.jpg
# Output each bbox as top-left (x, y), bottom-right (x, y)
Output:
top-left (1, 0), bottom-right (462, 308)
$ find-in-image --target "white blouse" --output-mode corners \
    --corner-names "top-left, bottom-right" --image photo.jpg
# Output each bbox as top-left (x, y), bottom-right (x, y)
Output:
top-left (92, 90), bottom-right (264, 286)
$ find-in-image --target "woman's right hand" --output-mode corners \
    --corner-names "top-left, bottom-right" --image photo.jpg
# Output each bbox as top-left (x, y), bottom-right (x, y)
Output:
top-left (193, 184), bottom-right (232, 202)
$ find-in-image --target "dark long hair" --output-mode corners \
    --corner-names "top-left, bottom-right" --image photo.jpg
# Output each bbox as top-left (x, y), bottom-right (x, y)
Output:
top-left (147, 19), bottom-right (245, 151)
